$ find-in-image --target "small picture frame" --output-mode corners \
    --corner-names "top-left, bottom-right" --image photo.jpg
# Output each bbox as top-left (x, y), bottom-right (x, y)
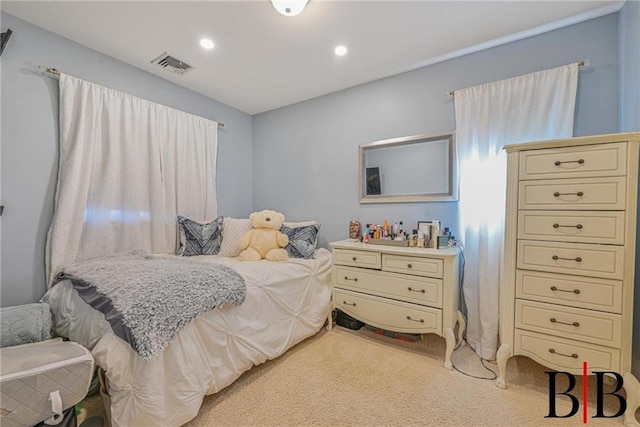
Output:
top-left (417, 220), bottom-right (440, 248)
top-left (417, 221), bottom-right (431, 234)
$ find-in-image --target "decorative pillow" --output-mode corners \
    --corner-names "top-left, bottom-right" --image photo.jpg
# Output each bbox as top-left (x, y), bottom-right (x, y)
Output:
top-left (280, 223), bottom-right (321, 259)
top-left (283, 220), bottom-right (317, 228)
top-left (176, 215), bottom-right (223, 256)
top-left (218, 217), bottom-right (253, 257)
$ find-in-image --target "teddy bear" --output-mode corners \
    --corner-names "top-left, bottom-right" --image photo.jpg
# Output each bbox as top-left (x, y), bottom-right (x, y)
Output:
top-left (238, 210), bottom-right (289, 261)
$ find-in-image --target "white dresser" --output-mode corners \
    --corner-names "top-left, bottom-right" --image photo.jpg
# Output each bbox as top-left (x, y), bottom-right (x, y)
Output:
top-left (497, 133), bottom-right (640, 423)
top-left (329, 240), bottom-right (463, 369)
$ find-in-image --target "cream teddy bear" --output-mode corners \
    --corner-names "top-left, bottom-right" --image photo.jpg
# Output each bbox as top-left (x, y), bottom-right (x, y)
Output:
top-left (238, 210), bottom-right (289, 261)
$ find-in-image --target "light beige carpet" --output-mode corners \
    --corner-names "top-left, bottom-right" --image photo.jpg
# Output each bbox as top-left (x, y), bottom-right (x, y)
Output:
top-left (83, 327), bottom-right (635, 426)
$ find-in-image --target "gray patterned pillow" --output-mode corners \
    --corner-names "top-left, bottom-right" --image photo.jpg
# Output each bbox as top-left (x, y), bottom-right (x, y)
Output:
top-left (280, 223), bottom-right (321, 259)
top-left (177, 215), bottom-right (223, 256)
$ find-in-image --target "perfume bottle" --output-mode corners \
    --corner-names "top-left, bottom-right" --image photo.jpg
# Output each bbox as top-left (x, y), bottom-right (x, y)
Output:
top-left (409, 230), bottom-right (418, 247)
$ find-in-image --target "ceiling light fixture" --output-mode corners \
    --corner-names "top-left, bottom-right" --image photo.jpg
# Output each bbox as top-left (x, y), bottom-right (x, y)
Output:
top-left (270, 0), bottom-right (309, 17)
top-left (334, 45), bottom-right (348, 57)
top-left (199, 38), bottom-right (214, 49)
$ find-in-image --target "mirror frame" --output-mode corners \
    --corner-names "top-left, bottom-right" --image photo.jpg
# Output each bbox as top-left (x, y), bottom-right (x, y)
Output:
top-left (359, 131), bottom-right (458, 203)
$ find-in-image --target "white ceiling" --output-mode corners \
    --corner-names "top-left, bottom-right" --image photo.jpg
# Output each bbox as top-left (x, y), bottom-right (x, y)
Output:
top-left (2, 1), bottom-right (625, 115)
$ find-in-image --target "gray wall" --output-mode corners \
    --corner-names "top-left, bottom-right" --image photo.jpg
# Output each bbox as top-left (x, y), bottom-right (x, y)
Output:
top-left (620, 0), bottom-right (640, 133)
top-left (0, 12), bottom-right (253, 307)
top-left (253, 14), bottom-right (620, 249)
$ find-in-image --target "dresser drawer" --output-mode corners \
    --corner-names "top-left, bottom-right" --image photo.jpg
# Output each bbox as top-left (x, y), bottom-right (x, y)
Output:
top-left (333, 249), bottom-right (381, 269)
top-left (516, 270), bottom-right (622, 314)
top-left (382, 254), bottom-right (443, 278)
top-left (335, 266), bottom-right (442, 308)
top-left (334, 288), bottom-right (441, 334)
top-left (518, 177), bottom-right (626, 211)
top-left (517, 240), bottom-right (625, 280)
top-left (517, 210), bottom-right (625, 245)
top-left (519, 142), bottom-right (627, 180)
top-left (515, 329), bottom-right (620, 374)
top-left (516, 300), bottom-right (622, 347)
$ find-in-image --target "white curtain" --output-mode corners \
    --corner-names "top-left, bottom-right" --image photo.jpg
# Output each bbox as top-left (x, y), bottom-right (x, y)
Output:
top-left (454, 63), bottom-right (578, 360)
top-left (46, 74), bottom-right (218, 285)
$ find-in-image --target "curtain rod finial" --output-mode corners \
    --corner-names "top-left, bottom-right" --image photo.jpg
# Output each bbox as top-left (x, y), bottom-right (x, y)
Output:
top-left (39, 65), bottom-right (60, 76)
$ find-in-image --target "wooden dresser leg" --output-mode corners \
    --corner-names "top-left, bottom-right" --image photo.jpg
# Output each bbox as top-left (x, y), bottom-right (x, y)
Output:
top-left (456, 310), bottom-right (466, 345)
top-left (326, 308), bottom-right (333, 331)
top-left (623, 372), bottom-right (640, 427)
top-left (444, 328), bottom-right (455, 370)
top-left (495, 344), bottom-right (512, 389)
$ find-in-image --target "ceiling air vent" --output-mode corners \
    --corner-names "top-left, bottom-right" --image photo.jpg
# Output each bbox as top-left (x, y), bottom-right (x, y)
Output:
top-left (151, 52), bottom-right (194, 75)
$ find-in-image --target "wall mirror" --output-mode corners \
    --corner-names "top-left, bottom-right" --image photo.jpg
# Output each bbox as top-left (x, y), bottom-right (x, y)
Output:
top-left (359, 132), bottom-right (457, 203)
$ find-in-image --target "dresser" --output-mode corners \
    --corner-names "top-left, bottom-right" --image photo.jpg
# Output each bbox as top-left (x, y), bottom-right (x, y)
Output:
top-left (329, 240), bottom-right (463, 369)
top-left (497, 133), bottom-right (640, 422)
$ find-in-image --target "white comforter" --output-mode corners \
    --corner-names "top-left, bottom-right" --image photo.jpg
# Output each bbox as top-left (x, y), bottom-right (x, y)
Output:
top-left (41, 249), bottom-right (333, 426)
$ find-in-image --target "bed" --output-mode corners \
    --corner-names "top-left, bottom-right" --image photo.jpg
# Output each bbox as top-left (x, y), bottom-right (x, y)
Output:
top-left (40, 249), bottom-right (333, 426)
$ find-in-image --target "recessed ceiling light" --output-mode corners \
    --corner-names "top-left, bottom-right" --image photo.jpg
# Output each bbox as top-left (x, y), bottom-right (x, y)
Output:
top-left (334, 45), bottom-right (348, 57)
top-left (199, 38), bottom-right (214, 50)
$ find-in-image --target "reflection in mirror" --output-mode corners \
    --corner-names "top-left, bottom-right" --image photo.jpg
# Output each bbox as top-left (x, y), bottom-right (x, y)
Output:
top-left (365, 167), bottom-right (381, 195)
top-left (359, 132), bottom-right (457, 203)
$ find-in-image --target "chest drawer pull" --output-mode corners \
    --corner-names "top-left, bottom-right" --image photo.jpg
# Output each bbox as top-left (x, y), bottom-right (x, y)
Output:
top-left (344, 276), bottom-right (358, 282)
top-left (407, 264), bottom-right (412, 268)
top-left (552, 255), bottom-right (582, 262)
top-left (552, 223), bottom-right (583, 229)
top-left (553, 191), bottom-right (584, 197)
top-left (554, 159), bottom-right (585, 166)
top-left (550, 285), bottom-right (581, 295)
top-left (352, 256), bottom-right (357, 261)
top-left (406, 316), bottom-right (424, 323)
top-left (549, 348), bottom-right (578, 359)
top-left (407, 287), bottom-right (426, 293)
top-left (550, 318), bottom-right (580, 327)
top-left (343, 301), bottom-right (356, 306)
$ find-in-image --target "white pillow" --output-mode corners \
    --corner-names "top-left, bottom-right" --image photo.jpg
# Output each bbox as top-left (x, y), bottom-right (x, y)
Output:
top-left (219, 217), bottom-right (252, 257)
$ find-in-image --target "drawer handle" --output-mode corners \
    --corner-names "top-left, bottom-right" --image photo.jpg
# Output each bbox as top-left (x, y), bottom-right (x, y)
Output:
top-left (550, 286), bottom-right (581, 295)
top-left (408, 287), bottom-right (426, 294)
top-left (553, 223), bottom-right (583, 229)
top-left (549, 348), bottom-right (578, 359)
top-left (352, 257), bottom-right (357, 261)
top-left (407, 264), bottom-right (412, 269)
top-left (344, 276), bottom-right (358, 282)
top-left (406, 316), bottom-right (424, 323)
top-left (554, 159), bottom-right (585, 166)
top-left (552, 255), bottom-right (582, 262)
top-left (343, 301), bottom-right (356, 306)
top-left (550, 318), bottom-right (580, 327)
top-left (553, 191), bottom-right (584, 197)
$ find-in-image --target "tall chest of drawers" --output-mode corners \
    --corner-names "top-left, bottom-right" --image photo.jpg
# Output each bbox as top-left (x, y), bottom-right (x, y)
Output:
top-left (329, 240), bottom-right (463, 369)
top-left (497, 133), bottom-right (640, 420)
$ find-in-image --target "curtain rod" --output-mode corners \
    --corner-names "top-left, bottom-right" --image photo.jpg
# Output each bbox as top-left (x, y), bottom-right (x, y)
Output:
top-left (39, 66), bottom-right (225, 128)
top-left (446, 59), bottom-right (590, 98)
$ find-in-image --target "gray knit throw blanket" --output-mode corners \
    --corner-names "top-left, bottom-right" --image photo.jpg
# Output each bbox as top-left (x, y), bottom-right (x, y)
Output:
top-left (55, 250), bottom-right (246, 360)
